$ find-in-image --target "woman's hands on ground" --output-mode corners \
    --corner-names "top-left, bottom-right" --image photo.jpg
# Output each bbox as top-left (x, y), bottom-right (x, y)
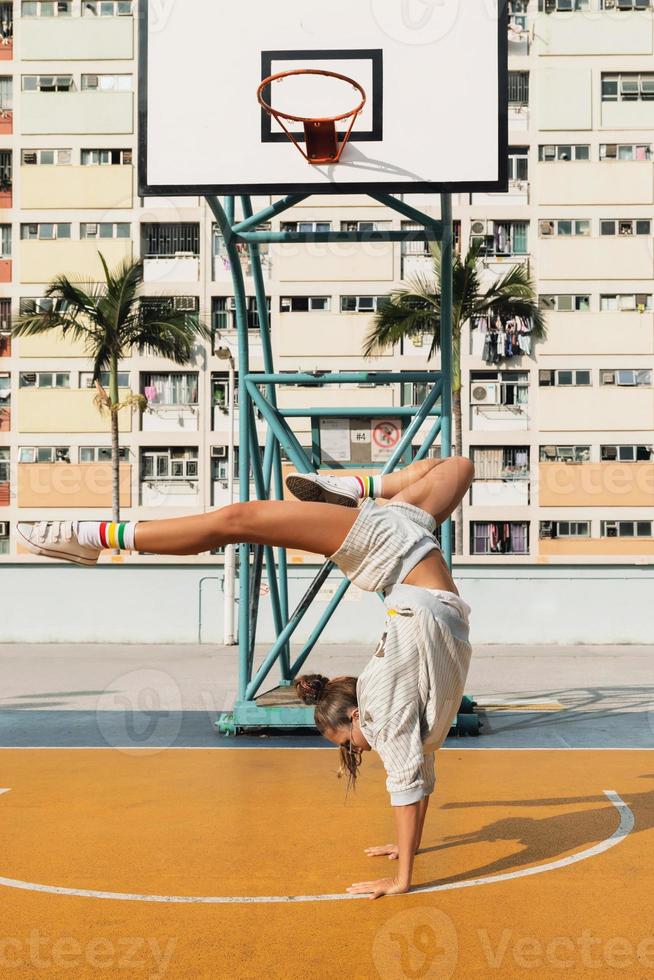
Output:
top-left (346, 876), bottom-right (410, 900)
top-left (364, 842), bottom-right (399, 860)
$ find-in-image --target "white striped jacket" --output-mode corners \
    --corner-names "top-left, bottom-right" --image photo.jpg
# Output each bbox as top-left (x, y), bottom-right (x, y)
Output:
top-left (356, 584), bottom-right (472, 806)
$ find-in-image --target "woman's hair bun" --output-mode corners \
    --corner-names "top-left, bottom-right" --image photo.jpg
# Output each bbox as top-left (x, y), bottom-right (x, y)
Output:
top-left (295, 673), bottom-right (329, 705)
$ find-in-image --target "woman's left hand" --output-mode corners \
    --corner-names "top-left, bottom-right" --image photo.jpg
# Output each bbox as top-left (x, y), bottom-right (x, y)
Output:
top-left (346, 876), bottom-right (410, 900)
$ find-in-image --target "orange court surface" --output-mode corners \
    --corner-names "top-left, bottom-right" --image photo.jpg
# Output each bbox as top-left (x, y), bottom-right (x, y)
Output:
top-left (1, 745), bottom-right (653, 979)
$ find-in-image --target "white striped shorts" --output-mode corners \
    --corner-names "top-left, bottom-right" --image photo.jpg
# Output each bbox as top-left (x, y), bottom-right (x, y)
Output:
top-left (327, 498), bottom-right (441, 594)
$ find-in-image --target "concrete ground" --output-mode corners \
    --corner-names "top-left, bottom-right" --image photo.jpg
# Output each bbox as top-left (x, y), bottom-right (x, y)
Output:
top-left (0, 643), bottom-right (652, 749)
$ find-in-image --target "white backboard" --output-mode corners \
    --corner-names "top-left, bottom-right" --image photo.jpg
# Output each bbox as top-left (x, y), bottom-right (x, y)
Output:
top-left (139, 0), bottom-right (508, 196)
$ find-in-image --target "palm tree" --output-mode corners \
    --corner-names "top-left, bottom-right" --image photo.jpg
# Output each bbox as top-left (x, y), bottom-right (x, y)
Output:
top-left (11, 254), bottom-right (210, 529)
top-left (363, 240), bottom-right (547, 555)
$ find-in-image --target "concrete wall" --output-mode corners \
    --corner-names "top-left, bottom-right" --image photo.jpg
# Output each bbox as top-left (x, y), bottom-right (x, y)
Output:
top-left (21, 92), bottom-right (133, 135)
top-left (0, 563), bottom-right (651, 645)
top-left (18, 388), bottom-right (133, 433)
top-left (533, 12), bottom-right (653, 57)
top-left (20, 17), bottom-right (134, 61)
top-left (21, 165), bottom-right (133, 210)
top-left (535, 162), bottom-right (653, 206)
top-left (274, 243), bottom-right (395, 282)
top-left (19, 240), bottom-right (133, 283)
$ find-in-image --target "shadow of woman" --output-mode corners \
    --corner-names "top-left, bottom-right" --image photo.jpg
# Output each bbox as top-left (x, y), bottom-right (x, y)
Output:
top-left (413, 778), bottom-right (653, 889)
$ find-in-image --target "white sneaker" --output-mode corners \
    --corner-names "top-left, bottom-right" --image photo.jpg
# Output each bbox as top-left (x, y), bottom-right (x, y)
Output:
top-left (16, 521), bottom-right (101, 566)
top-left (285, 473), bottom-right (360, 508)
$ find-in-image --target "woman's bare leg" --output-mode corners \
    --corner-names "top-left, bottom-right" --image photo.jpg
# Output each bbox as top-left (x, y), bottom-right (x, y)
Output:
top-left (388, 456), bottom-right (475, 524)
top-left (134, 500), bottom-right (358, 557)
top-left (376, 457), bottom-right (446, 498)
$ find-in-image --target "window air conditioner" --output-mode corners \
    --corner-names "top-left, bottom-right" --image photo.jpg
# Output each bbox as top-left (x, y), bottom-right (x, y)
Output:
top-left (471, 382), bottom-right (500, 405)
top-left (470, 220), bottom-right (488, 236)
top-left (211, 446), bottom-right (227, 458)
top-left (602, 371), bottom-right (616, 384)
top-left (539, 522), bottom-right (553, 539)
top-left (0, 522), bottom-right (8, 536)
top-left (604, 0), bottom-right (616, 8)
top-left (174, 296), bottom-right (197, 311)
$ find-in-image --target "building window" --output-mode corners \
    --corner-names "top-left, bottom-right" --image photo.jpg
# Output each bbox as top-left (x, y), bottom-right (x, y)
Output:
top-left (81, 74), bottom-right (132, 92)
top-left (0, 76), bottom-right (11, 110)
top-left (19, 372), bottom-right (70, 388)
top-left (508, 146), bottom-right (529, 181)
top-left (0, 446), bottom-right (9, 480)
top-left (471, 446), bottom-right (530, 479)
top-left (340, 296), bottom-right (386, 313)
top-left (600, 368), bottom-right (652, 386)
top-left (211, 372), bottom-right (238, 413)
top-left (21, 222), bottom-right (71, 240)
top-left (0, 372), bottom-right (9, 407)
top-left (600, 293), bottom-right (652, 311)
top-left (0, 224), bottom-right (10, 256)
top-left (340, 220), bottom-right (392, 233)
top-left (508, 71), bottom-right (529, 107)
top-left (601, 444), bottom-right (653, 461)
top-left (601, 520), bottom-right (652, 538)
top-left (212, 296), bottom-right (269, 331)
top-left (0, 298), bottom-right (10, 332)
top-left (280, 220), bottom-right (331, 233)
top-left (143, 223), bottom-right (200, 258)
top-left (602, 73), bottom-right (654, 102)
top-left (539, 369), bottom-right (591, 387)
top-left (0, 3), bottom-right (12, 42)
top-left (470, 220), bottom-right (528, 256)
top-left (18, 446), bottom-right (70, 463)
top-left (80, 446), bottom-right (128, 462)
top-left (19, 296), bottom-right (66, 314)
top-left (22, 1), bottom-right (72, 15)
top-left (600, 143), bottom-right (651, 161)
top-left (22, 148), bottom-right (72, 166)
top-left (80, 222), bottom-right (130, 239)
top-left (280, 296), bottom-right (331, 312)
top-left (81, 148), bottom-right (132, 165)
top-left (79, 370), bottom-right (129, 389)
top-left (22, 75), bottom-right (74, 92)
top-left (538, 144), bottom-right (590, 162)
top-left (540, 445), bottom-right (591, 462)
top-left (141, 372), bottom-right (199, 406)
top-left (0, 150), bottom-right (10, 188)
top-left (540, 521), bottom-right (590, 539)
top-left (539, 219), bottom-right (590, 237)
top-left (599, 219), bottom-right (651, 236)
top-left (82, 0), bottom-right (133, 14)
top-left (141, 448), bottom-right (198, 480)
top-left (471, 521), bottom-right (529, 555)
top-left (539, 0), bottom-right (589, 10)
top-left (600, 0), bottom-right (651, 8)
top-left (539, 294), bottom-right (590, 312)
top-left (470, 370), bottom-right (529, 406)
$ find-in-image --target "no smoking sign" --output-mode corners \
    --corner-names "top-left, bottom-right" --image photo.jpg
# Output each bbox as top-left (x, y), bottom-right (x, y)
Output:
top-left (371, 419), bottom-right (401, 461)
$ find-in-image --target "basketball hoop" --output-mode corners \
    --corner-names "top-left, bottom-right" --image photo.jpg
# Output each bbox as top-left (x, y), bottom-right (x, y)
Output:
top-left (257, 68), bottom-right (366, 165)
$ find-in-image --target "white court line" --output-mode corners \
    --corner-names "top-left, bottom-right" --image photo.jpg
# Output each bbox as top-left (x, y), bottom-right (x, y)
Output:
top-left (0, 790), bottom-right (634, 904)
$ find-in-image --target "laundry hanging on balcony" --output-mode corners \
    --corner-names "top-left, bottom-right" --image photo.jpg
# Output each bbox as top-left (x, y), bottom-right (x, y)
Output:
top-left (472, 313), bottom-right (533, 364)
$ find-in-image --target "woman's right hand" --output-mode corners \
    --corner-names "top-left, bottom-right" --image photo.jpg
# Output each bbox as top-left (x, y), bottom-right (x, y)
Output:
top-left (364, 843), bottom-right (399, 860)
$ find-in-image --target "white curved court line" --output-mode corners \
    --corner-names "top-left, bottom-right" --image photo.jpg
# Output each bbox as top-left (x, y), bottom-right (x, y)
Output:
top-left (0, 789), bottom-right (633, 904)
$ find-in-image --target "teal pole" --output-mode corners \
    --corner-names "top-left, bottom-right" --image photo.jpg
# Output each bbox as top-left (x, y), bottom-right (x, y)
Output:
top-left (440, 193), bottom-right (454, 568)
top-left (206, 195), bottom-right (252, 700)
top-left (241, 195), bottom-right (290, 677)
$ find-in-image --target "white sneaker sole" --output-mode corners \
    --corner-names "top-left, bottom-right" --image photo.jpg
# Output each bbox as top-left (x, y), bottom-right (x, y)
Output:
top-left (16, 525), bottom-right (100, 566)
top-left (285, 474), bottom-right (359, 509)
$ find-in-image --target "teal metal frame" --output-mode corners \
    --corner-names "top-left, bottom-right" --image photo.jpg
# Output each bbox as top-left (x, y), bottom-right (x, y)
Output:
top-left (206, 192), bottom-right (475, 735)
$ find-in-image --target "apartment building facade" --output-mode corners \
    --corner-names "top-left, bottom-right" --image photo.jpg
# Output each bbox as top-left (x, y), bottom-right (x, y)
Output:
top-left (0, 0), bottom-right (653, 564)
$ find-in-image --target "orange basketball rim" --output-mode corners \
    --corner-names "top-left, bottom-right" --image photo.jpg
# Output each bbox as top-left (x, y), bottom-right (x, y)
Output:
top-left (257, 68), bottom-right (367, 165)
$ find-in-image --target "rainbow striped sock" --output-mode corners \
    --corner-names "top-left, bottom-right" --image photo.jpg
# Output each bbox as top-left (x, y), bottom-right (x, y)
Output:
top-left (353, 475), bottom-right (384, 499)
top-left (75, 521), bottom-right (137, 551)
